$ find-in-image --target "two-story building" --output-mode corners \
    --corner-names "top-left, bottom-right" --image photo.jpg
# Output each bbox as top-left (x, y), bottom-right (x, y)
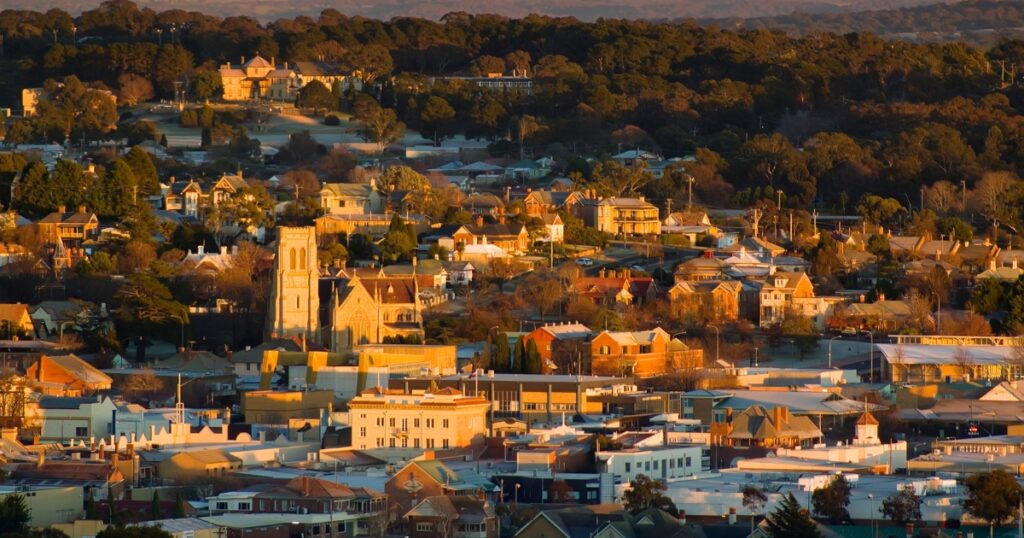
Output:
top-left (581, 197), bottom-right (661, 235)
top-left (405, 495), bottom-right (497, 538)
top-left (590, 329), bottom-right (703, 378)
top-left (319, 183), bottom-right (382, 215)
top-left (758, 271), bottom-right (815, 327)
top-left (346, 387), bottom-right (490, 450)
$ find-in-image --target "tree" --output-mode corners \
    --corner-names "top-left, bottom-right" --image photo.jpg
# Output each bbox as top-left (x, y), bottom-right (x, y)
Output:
top-left (124, 368), bottom-right (164, 399)
top-left (881, 485), bottom-right (922, 527)
top-left (622, 474), bottom-right (678, 516)
top-left (524, 339), bottom-right (542, 374)
top-left (742, 486), bottom-right (768, 536)
top-left (115, 273), bottom-right (188, 341)
top-left (117, 73), bottom-right (154, 106)
top-left (811, 474), bottom-right (851, 524)
top-left (378, 166), bottom-right (427, 192)
top-left (0, 493), bottom-right (30, 533)
top-left (493, 333), bottom-right (510, 372)
top-left (0, 371), bottom-right (28, 428)
top-left (780, 313), bottom-right (819, 360)
top-left (952, 346), bottom-right (975, 379)
top-left (192, 70), bottom-right (222, 101)
top-left (547, 480), bottom-right (572, 503)
top-left (764, 493), bottom-right (822, 538)
top-left (124, 146), bottom-right (159, 196)
top-left (298, 80), bottom-right (336, 114)
top-left (150, 489), bottom-right (161, 520)
top-left (173, 491), bottom-right (186, 518)
top-left (355, 106), bottom-right (405, 153)
top-left (419, 95), bottom-right (456, 146)
top-left (963, 470), bottom-right (1024, 538)
top-left (153, 44), bottom-right (193, 97)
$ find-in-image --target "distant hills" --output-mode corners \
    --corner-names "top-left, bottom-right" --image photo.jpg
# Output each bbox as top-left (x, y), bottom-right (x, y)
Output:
top-left (7, 0), bottom-right (953, 22)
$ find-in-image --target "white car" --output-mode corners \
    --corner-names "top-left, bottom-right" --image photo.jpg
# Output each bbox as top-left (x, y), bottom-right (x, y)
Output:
top-left (576, 257), bottom-right (594, 266)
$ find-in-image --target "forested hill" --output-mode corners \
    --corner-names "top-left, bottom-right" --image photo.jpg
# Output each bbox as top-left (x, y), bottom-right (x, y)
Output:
top-left (8, 0), bottom-right (950, 22)
top-left (718, 0), bottom-right (1024, 46)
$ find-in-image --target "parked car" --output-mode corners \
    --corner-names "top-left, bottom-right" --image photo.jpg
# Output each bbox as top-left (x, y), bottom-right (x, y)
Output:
top-left (576, 257), bottom-right (594, 266)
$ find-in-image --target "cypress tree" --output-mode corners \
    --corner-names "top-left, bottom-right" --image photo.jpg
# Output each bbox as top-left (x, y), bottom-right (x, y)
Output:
top-left (525, 339), bottom-right (542, 374)
top-left (150, 489), bottom-right (161, 520)
top-left (494, 334), bottom-right (510, 372)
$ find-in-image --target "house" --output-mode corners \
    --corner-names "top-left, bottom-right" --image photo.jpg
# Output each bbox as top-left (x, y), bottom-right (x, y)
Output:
top-left (219, 54), bottom-right (356, 101)
top-left (714, 404), bottom-right (824, 450)
top-left (569, 269), bottom-right (657, 306)
top-left (581, 197), bottom-right (661, 235)
top-left (461, 193), bottom-right (506, 218)
top-left (590, 328), bottom-right (702, 378)
top-left (840, 298), bottom-right (920, 332)
top-left (452, 221), bottom-right (531, 255)
top-left (513, 506), bottom-right (631, 538)
top-left (612, 149), bottom-right (661, 166)
top-left (346, 387), bottom-right (490, 450)
top-left (315, 213), bottom-right (396, 236)
top-left (405, 495), bottom-right (497, 538)
top-left (444, 261), bottom-right (475, 286)
top-left (180, 244), bottom-right (236, 276)
top-left (7, 459), bottom-right (124, 501)
top-left (668, 280), bottom-right (742, 322)
top-left (26, 354), bottom-right (112, 396)
top-left (522, 190), bottom-right (584, 218)
top-left (207, 475), bottom-right (387, 537)
top-left (37, 205), bottom-right (99, 258)
top-left (757, 271), bottom-right (815, 327)
top-left (35, 395), bottom-right (117, 443)
top-left (164, 179), bottom-right (203, 218)
top-left (674, 252), bottom-right (731, 281)
top-left (30, 300), bottom-right (90, 338)
top-left (521, 323), bottom-right (594, 370)
top-left (723, 236), bottom-right (785, 258)
top-left (319, 183), bottom-right (382, 215)
top-left (542, 213), bottom-right (564, 243)
top-left (385, 459), bottom-right (497, 513)
top-left (156, 449), bottom-right (242, 482)
top-left (596, 434), bottom-right (706, 483)
top-left (976, 258), bottom-right (1023, 282)
top-left (0, 303), bottom-right (34, 337)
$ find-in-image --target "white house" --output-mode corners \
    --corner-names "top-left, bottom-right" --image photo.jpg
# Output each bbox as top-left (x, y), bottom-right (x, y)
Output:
top-left (596, 432), bottom-right (706, 483)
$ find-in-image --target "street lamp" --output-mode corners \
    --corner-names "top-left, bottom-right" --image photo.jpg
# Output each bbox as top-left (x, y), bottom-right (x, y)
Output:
top-left (514, 483), bottom-right (521, 505)
top-left (867, 331), bottom-right (875, 383)
top-left (867, 493), bottom-right (875, 538)
top-left (828, 335), bottom-right (842, 369)
top-left (170, 314), bottom-right (187, 350)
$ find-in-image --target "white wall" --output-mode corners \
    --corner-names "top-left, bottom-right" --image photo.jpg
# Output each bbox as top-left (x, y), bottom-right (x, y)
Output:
top-left (598, 445), bottom-right (705, 483)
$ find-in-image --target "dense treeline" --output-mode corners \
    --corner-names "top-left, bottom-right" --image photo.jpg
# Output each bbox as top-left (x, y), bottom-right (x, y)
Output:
top-left (9, 1), bottom-right (1024, 215)
top-left (732, 0), bottom-right (1024, 42)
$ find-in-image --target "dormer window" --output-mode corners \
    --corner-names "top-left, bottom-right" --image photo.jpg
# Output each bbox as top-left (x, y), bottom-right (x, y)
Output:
top-left (774, 278), bottom-right (786, 287)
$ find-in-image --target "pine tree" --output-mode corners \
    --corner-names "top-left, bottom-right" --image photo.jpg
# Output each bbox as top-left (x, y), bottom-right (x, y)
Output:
top-left (764, 492), bottom-right (822, 538)
top-left (0, 493), bottom-right (30, 533)
top-left (494, 333), bottom-right (510, 372)
top-left (525, 339), bottom-right (542, 374)
top-left (124, 146), bottom-right (159, 196)
top-left (150, 490), bottom-right (161, 520)
top-left (173, 490), bottom-right (187, 518)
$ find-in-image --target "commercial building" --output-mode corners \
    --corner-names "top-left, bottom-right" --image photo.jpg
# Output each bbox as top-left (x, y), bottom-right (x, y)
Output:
top-left (390, 373), bottom-right (633, 424)
top-left (346, 387), bottom-right (489, 450)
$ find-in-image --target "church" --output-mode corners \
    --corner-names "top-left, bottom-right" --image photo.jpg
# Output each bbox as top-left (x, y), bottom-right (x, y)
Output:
top-left (267, 226), bottom-right (424, 352)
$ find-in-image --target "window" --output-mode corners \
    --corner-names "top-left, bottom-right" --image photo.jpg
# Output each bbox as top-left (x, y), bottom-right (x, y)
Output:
top-left (599, 345), bottom-right (611, 355)
top-left (389, 439), bottom-right (395, 448)
top-left (390, 418), bottom-right (396, 427)
top-left (426, 419), bottom-right (435, 428)
top-left (376, 417), bottom-right (384, 426)
top-left (685, 456), bottom-right (692, 467)
top-left (215, 502), bottom-right (228, 510)
top-left (359, 427), bottom-right (366, 437)
top-left (443, 419), bottom-right (449, 428)
top-left (238, 502), bottom-right (250, 510)
top-left (639, 345), bottom-right (651, 354)
top-left (401, 418), bottom-right (408, 430)
top-left (427, 439), bottom-right (434, 448)
top-left (75, 427), bottom-right (88, 437)
top-left (402, 438), bottom-right (408, 448)
top-left (416, 523), bottom-right (434, 532)
top-left (653, 460), bottom-right (658, 470)
top-left (443, 439), bottom-right (449, 449)
top-left (289, 248), bottom-right (297, 270)
top-left (299, 248), bottom-right (306, 270)
top-left (625, 462), bottom-right (631, 473)
top-left (311, 525), bottom-right (320, 535)
top-left (414, 418), bottom-right (420, 428)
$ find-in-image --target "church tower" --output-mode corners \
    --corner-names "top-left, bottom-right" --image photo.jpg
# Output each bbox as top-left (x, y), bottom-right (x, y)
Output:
top-left (267, 226), bottom-right (320, 345)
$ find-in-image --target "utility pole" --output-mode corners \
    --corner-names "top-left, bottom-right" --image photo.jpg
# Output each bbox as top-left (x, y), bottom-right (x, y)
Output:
top-left (920, 186), bottom-right (925, 213)
top-left (752, 208), bottom-right (761, 238)
top-left (813, 209), bottom-right (818, 234)
top-left (789, 211), bottom-right (794, 242)
top-left (686, 174), bottom-right (695, 209)
top-left (666, 197), bottom-right (673, 218)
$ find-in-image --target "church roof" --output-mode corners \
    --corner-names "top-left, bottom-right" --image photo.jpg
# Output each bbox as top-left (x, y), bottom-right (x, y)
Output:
top-left (857, 411), bottom-right (879, 426)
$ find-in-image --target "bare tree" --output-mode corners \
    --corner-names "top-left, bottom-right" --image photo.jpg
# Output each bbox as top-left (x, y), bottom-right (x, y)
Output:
top-left (123, 368), bottom-right (165, 401)
top-left (926, 180), bottom-right (962, 215)
top-left (890, 343), bottom-right (908, 384)
top-left (952, 346), bottom-right (975, 381)
top-left (1011, 334), bottom-right (1024, 380)
top-left (0, 372), bottom-right (27, 428)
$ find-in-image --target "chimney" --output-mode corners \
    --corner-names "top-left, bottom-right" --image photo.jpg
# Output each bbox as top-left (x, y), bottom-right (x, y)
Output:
top-left (197, 244), bottom-right (205, 255)
top-left (772, 406), bottom-right (788, 426)
top-left (498, 215), bottom-right (506, 224)
top-left (220, 245), bottom-right (228, 256)
top-left (241, 56), bottom-right (245, 64)
top-left (704, 250), bottom-right (714, 259)
top-left (1014, 258), bottom-right (1019, 270)
top-left (58, 204), bottom-right (66, 214)
top-left (423, 450), bottom-right (435, 460)
top-left (879, 293), bottom-right (886, 301)
top-left (474, 215), bottom-right (484, 227)
top-left (859, 294), bottom-right (865, 303)
top-left (36, 452), bottom-right (44, 468)
top-left (599, 268), bottom-right (606, 278)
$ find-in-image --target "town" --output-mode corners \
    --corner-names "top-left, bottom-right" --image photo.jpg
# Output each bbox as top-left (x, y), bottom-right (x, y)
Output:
top-left (3, 2), bottom-right (1024, 538)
